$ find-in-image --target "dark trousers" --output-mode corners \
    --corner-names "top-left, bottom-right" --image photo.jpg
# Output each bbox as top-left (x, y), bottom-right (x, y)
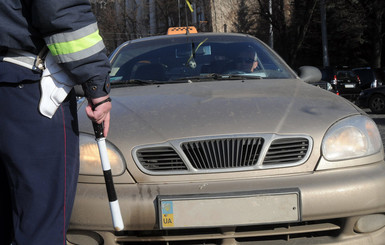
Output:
top-left (0, 80), bottom-right (79, 245)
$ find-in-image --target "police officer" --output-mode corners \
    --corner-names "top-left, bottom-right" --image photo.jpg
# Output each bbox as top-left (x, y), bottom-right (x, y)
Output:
top-left (0, 1), bottom-right (112, 244)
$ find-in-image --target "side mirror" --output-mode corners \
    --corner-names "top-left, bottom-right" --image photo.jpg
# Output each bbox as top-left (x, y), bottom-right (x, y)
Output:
top-left (298, 66), bottom-right (322, 83)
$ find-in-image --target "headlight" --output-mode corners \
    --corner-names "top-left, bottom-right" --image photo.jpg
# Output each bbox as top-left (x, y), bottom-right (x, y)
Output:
top-left (322, 115), bottom-right (382, 161)
top-left (79, 133), bottom-right (126, 176)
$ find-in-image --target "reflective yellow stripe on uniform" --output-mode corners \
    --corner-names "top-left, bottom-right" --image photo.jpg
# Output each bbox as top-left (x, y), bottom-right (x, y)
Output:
top-left (44, 23), bottom-right (105, 63)
top-left (48, 30), bottom-right (101, 56)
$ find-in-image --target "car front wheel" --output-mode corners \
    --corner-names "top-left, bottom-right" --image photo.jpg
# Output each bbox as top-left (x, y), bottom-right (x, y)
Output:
top-left (369, 94), bottom-right (385, 114)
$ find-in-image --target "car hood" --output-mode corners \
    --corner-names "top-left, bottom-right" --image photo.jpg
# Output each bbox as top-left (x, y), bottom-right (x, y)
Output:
top-left (79, 79), bottom-right (358, 140)
top-left (78, 79), bottom-right (361, 180)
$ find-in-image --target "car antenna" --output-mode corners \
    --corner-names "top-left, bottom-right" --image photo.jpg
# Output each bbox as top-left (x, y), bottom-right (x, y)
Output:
top-left (184, 0), bottom-right (189, 35)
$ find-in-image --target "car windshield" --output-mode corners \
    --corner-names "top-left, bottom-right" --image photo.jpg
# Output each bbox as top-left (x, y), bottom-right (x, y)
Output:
top-left (337, 71), bottom-right (357, 80)
top-left (109, 34), bottom-right (296, 85)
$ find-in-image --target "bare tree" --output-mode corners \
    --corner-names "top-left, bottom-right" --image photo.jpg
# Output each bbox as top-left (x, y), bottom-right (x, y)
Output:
top-left (91, 1), bottom-right (122, 53)
top-left (91, 0), bottom-right (149, 53)
top-left (155, 0), bottom-right (180, 33)
top-left (287, 0), bottom-right (319, 66)
top-left (234, 0), bottom-right (255, 34)
top-left (247, 0), bottom-right (318, 66)
top-left (356, 0), bottom-right (385, 68)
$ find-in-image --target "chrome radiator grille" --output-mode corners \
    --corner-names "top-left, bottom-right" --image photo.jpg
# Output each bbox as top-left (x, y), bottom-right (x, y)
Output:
top-left (134, 135), bottom-right (311, 174)
top-left (181, 138), bottom-right (264, 169)
top-left (136, 146), bottom-right (188, 171)
top-left (263, 138), bottom-right (310, 165)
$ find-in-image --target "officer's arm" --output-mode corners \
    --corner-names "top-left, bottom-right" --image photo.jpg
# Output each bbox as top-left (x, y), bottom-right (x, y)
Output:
top-left (31, 0), bottom-right (111, 100)
top-left (31, 0), bottom-right (111, 131)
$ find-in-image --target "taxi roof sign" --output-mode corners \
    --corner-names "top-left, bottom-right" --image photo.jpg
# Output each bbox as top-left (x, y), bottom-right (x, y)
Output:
top-left (167, 26), bottom-right (198, 35)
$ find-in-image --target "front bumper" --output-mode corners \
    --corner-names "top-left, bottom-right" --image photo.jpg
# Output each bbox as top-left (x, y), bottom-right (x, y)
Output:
top-left (69, 162), bottom-right (385, 244)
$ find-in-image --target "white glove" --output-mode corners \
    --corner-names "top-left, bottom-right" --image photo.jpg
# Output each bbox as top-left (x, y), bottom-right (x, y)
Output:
top-left (39, 53), bottom-right (77, 118)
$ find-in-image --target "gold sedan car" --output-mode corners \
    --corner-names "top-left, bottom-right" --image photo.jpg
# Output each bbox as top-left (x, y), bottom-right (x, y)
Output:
top-left (68, 33), bottom-right (385, 245)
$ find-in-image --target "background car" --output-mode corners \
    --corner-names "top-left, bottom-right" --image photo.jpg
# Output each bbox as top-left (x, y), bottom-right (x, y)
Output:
top-left (331, 68), bottom-right (361, 101)
top-left (318, 66), bottom-right (362, 100)
top-left (68, 33), bottom-right (385, 245)
top-left (353, 67), bottom-right (385, 90)
top-left (357, 86), bottom-right (385, 113)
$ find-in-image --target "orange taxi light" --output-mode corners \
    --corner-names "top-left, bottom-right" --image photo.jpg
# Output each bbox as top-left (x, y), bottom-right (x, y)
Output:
top-left (167, 26), bottom-right (198, 35)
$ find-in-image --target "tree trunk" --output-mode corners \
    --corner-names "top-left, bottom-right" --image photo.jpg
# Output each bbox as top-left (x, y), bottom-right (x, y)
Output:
top-left (371, 3), bottom-right (383, 68)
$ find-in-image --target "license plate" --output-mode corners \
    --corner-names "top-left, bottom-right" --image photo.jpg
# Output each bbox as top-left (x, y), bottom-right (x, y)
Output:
top-left (345, 84), bottom-right (355, 88)
top-left (158, 190), bottom-right (300, 229)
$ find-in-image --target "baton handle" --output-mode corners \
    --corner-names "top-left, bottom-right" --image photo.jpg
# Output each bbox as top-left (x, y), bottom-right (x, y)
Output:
top-left (92, 122), bottom-right (124, 231)
top-left (93, 122), bottom-right (104, 139)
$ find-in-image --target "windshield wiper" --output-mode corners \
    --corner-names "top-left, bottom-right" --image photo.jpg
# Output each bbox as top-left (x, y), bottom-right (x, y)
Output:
top-left (225, 74), bottom-right (263, 80)
top-left (175, 73), bottom-right (263, 82)
top-left (111, 79), bottom-right (191, 87)
top-left (111, 79), bottom-right (164, 87)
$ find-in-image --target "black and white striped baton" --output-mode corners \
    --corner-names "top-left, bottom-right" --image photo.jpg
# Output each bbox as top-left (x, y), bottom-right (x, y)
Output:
top-left (93, 122), bottom-right (124, 231)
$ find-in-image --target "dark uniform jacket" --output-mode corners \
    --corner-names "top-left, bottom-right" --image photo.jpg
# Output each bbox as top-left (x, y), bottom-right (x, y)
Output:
top-left (0, 0), bottom-right (111, 98)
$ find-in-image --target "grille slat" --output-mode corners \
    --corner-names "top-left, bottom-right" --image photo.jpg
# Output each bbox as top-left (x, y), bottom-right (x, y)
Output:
top-left (268, 142), bottom-right (309, 150)
top-left (266, 150), bottom-right (308, 157)
top-left (135, 136), bottom-right (310, 173)
top-left (202, 141), bottom-right (213, 168)
top-left (265, 153), bottom-right (307, 160)
top-left (210, 140), bottom-right (219, 168)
